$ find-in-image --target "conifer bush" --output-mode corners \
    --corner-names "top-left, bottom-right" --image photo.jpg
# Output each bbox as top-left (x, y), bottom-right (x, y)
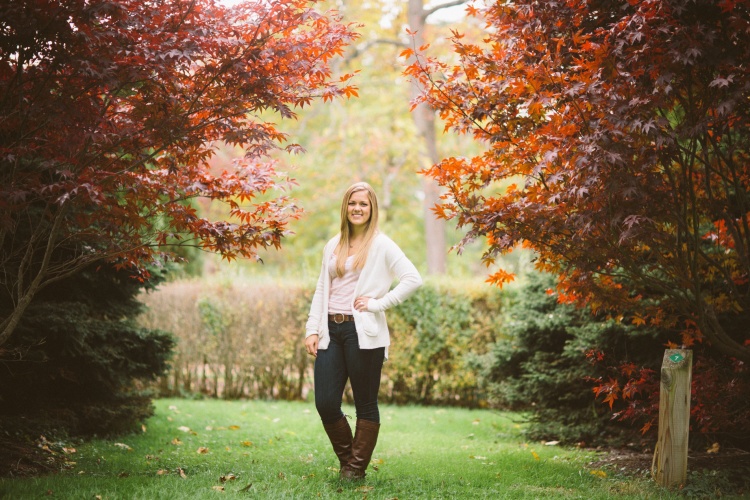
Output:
top-left (475, 272), bottom-right (666, 447)
top-left (0, 265), bottom-right (174, 436)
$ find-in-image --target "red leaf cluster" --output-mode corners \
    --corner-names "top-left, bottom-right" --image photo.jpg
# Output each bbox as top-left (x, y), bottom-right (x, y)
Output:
top-left (406, 0), bottom-right (750, 364)
top-left (0, 0), bottom-right (358, 344)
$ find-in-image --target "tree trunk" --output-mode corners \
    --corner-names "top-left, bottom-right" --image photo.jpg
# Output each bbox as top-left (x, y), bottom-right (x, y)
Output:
top-left (408, 0), bottom-right (447, 275)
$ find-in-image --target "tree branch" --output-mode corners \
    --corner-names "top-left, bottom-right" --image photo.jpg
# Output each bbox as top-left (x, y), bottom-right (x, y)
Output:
top-left (424, 0), bottom-right (468, 20)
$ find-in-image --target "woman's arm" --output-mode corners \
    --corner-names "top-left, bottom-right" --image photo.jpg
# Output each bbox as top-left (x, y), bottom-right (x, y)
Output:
top-left (366, 240), bottom-right (422, 312)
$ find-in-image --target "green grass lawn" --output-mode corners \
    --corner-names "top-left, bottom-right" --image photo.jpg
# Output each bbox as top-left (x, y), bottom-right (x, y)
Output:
top-left (0, 399), bottom-right (704, 499)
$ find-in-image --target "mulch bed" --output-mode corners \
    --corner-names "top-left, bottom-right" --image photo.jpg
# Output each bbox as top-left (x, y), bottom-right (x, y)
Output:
top-left (0, 436), bottom-right (72, 478)
top-left (589, 447), bottom-right (750, 491)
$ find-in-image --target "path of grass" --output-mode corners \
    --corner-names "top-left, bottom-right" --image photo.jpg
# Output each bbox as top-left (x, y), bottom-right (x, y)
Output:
top-left (0, 398), bottom-right (698, 499)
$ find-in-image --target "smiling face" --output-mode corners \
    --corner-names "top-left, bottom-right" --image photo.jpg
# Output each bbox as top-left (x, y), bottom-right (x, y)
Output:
top-left (346, 189), bottom-right (372, 230)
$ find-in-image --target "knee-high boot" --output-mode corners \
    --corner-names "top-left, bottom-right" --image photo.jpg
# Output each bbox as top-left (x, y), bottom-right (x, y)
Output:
top-left (341, 419), bottom-right (380, 480)
top-left (322, 416), bottom-right (353, 474)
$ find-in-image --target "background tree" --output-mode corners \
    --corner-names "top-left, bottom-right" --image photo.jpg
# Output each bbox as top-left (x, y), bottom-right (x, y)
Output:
top-left (0, 0), bottom-right (358, 346)
top-left (407, 0), bottom-right (750, 363)
top-left (211, 0), bottom-right (491, 280)
top-left (405, 0), bottom-right (468, 275)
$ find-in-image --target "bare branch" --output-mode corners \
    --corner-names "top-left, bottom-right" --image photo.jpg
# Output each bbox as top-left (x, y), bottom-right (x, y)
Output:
top-left (424, 0), bottom-right (468, 20)
top-left (345, 38), bottom-right (408, 63)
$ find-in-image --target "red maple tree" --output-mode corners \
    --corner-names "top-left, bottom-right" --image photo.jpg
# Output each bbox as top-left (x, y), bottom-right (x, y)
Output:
top-left (406, 0), bottom-right (750, 364)
top-left (0, 0), bottom-right (358, 346)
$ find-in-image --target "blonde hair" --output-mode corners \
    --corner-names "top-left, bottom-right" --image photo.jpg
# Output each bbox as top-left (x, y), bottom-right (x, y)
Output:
top-left (335, 182), bottom-right (379, 277)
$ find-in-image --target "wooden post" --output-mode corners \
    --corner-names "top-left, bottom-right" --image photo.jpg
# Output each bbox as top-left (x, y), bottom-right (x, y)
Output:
top-left (652, 349), bottom-right (692, 488)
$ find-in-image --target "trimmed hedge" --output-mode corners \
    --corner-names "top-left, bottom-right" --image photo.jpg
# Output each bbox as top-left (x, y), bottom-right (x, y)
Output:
top-left (137, 277), bottom-right (503, 406)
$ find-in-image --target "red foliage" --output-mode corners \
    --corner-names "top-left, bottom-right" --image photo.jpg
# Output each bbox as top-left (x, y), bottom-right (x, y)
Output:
top-left (587, 349), bottom-right (748, 442)
top-left (406, 0), bottom-right (750, 365)
top-left (407, 0), bottom-right (750, 441)
top-left (0, 0), bottom-right (358, 345)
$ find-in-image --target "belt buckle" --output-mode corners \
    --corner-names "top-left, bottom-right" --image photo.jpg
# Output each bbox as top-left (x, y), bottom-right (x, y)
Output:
top-left (333, 313), bottom-right (345, 324)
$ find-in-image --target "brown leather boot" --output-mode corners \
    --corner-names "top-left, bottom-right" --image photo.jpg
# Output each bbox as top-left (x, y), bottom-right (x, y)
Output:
top-left (341, 419), bottom-right (380, 480)
top-left (322, 416), bottom-right (353, 475)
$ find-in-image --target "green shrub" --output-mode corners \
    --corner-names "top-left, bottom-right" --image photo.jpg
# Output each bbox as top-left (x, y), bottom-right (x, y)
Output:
top-left (384, 280), bottom-right (503, 406)
top-left (475, 272), bottom-right (665, 447)
top-left (0, 265), bottom-right (174, 437)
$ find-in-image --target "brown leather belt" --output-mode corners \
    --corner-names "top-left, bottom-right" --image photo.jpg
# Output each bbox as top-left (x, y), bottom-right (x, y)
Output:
top-left (328, 313), bottom-right (354, 324)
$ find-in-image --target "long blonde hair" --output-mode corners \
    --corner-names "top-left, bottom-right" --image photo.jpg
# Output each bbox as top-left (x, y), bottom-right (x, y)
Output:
top-left (335, 182), bottom-right (379, 277)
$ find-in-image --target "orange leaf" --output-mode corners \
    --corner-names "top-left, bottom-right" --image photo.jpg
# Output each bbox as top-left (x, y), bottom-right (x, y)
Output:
top-left (603, 392), bottom-right (618, 409)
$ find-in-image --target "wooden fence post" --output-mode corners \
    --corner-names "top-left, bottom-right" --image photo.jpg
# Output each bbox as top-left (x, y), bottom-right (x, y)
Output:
top-left (651, 349), bottom-right (692, 488)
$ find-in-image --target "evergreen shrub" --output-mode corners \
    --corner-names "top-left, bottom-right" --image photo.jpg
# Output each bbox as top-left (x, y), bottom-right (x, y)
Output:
top-left (0, 266), bottom-right (174, 436)
top-left (475, 272), bottom-right (666, 447)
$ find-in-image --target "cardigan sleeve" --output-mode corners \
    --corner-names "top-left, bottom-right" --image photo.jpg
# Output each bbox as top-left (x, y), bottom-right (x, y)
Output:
top-left (366, 238), bottom-right (422, 312)
top-left (305, 237), bottom-right (337, 337)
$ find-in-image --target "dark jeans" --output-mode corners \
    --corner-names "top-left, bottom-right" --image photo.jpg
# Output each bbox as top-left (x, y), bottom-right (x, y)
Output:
top-left (314, 320), bottom-right (385, 425)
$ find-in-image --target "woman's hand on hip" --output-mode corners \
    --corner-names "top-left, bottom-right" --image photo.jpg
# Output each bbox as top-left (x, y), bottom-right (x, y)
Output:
top-left (305, 334), bottom-right (319, 358)
top-left (354, 296), bottom-right (371, 312)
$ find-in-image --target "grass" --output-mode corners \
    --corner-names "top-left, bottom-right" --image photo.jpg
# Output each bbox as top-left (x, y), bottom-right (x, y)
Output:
top-left (0, 398), bottom-right (719, 499)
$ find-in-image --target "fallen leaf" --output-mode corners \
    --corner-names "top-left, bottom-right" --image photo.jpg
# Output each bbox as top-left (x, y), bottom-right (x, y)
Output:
top-left (156, 469), bottom-right (169, 475)
top-left (240, 441), bottom-right (253, 447)
top-left (177, 467), bottom-right (187, 478)
top-left (707, 442), bottom-right (720, 454)
top-left (371, 458), bottom-right (384, 465)
top-left (169, 405), bottom-right (178, 411)
top-left (178, 426), bottom-right (191, 433)
top-left (590, 469), bottom-right (607, 478)
top-left (239, 484), bottom-right (252, 492)
top-left (211, 486), bottom-right (225, 492)
top-left (531, 451), bottom-right (540, 460)
top-left (219, 473), bottom-right (237, 483)
top-left (45, 490), bottom-right (53, 496)
top-left (197, 447), bottom-right (209, 454)
top-left (114, 443), bottom-right (133, 451)
top-left (171, 438), bottom-right (183, 446)
top-left (118, 472), bottom-right (129, 478)
top-left (544, 441), bottom-right (560, 446)
top-left (205, 426), bottom-right (213, 431)
top-left (277, 471), bottom-right (286, 480)
top-left (62, 447), bottom-right (76, 454)
top-left (355, 485), bottom-right (374, 493)
top-left (470, 455), bottom-right (487, 460)
top-left (472, 419), bottom-right (480, 425)
top-left (229, 425), bottom-right (240, 430)
top-left (141, 424), bottom-right (147, 433)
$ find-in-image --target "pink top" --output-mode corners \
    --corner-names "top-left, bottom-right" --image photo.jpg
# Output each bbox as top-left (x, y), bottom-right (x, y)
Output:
top-left (328, 253), bottom-right (361, 314)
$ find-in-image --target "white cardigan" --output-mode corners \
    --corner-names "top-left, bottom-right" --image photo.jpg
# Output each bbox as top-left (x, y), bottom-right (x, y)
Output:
top-left (305, 233), bottom-right (422, 355)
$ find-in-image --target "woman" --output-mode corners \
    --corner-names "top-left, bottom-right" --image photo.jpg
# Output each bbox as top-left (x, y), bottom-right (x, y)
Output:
top-left (304, 181), bottom-right (422, 480)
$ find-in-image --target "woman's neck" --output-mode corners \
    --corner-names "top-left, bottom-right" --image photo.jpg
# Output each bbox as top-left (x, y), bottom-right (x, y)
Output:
top-left (349, 228), bottom-right (365, 242)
